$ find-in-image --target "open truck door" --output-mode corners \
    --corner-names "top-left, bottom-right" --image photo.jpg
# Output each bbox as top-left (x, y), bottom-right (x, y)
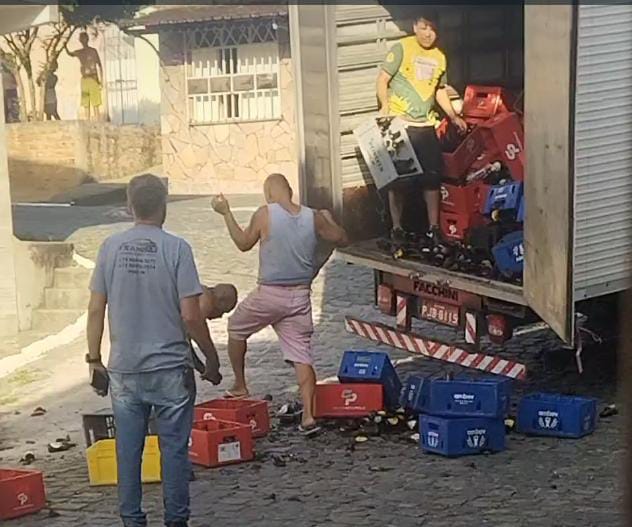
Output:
top-left (523, 4), bottom-right (576, 345)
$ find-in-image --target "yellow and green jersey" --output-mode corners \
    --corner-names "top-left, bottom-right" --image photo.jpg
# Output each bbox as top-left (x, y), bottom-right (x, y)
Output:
top-left (381, 36), bottom-right (447, 124)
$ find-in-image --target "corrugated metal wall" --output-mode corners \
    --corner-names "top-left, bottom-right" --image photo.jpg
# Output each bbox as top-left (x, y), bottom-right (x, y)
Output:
top-left (574, 4), bottom-right (632, 300)
top-left (335, 4), bottom-right (523, 189)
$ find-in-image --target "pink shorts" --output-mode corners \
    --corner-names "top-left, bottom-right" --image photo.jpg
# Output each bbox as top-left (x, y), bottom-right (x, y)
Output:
top-left (228, 285), bottom-right (314, 365)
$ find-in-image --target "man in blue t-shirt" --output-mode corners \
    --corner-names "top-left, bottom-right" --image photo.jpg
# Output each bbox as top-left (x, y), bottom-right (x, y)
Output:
top-left (87, 174), bottom-right (221, 527)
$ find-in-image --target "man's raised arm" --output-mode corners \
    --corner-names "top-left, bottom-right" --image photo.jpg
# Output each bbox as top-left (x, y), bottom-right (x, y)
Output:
top-left (212, 194), bottom-right (264, 252)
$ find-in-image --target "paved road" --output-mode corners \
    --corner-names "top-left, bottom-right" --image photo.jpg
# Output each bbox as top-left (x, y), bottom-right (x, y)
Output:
top-left (1, 196), bottom-right (624, 526)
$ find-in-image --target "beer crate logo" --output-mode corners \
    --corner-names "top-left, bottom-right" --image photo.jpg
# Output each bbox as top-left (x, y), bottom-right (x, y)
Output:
top-left (17, 492), bottom-right (30, 506)
top-left (538, 410), bottom-right (559, 429)
top-left (453, 393), bottom-right (475, 405)
top-left (427, 431), bottom-right (440, 448)
top-left (341, 389), bottom-right (358, 406)
top-left (466, 428), bottom-right (487, 448)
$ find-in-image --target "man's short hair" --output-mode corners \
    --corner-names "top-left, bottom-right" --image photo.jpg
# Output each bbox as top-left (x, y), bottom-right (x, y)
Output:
top-left (414, 16), bottom-right (438, 33)
top-left (212, 284), bottom-right (238, 313)
top-left (127, 174), bottom-right (168, 219)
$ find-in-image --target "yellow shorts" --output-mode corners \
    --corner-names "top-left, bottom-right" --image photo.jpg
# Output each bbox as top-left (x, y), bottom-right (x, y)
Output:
top-left (81, 77), bottom-right (102, 108)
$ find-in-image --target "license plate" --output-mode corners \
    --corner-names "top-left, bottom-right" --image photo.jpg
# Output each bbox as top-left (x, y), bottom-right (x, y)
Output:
top-left (420, 300), bottom-right (460, 327)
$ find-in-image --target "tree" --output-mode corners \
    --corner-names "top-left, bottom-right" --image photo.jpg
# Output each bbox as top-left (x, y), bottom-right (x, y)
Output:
top-left (0, 2), bottom-right (148, 121)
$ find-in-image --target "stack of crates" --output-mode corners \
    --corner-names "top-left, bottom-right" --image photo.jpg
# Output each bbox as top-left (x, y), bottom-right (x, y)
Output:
top-left (402, 376), bottom-right (511, 457)
top-left (190, 398), bottom-right (270, 468)
top-left (314, 350), bottom-right (400, 418)
top-left (437, 85), bottom-right (526, 279)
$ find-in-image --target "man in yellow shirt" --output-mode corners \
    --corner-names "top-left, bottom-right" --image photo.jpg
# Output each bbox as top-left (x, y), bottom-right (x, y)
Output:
top-left (376, 16), bottom-right (467, 243)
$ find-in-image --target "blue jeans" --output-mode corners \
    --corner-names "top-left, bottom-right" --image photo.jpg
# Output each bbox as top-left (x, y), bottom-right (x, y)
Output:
top-left (110, 367), bottom-right (195, 527)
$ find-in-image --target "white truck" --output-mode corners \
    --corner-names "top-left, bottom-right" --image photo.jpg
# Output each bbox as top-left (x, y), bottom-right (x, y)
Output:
top-left (289, 3), bottom-right (632, 378)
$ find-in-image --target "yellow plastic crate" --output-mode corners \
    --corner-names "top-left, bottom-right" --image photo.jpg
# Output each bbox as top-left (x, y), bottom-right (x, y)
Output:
top-left (86, 436), bottom-right (161, 486)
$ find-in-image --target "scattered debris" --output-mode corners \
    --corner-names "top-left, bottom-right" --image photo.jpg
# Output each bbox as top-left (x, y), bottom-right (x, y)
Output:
top-left (504, 417), bottom-right (516, 433)
top-left (599, 404), bottom-right (618, 418)
top-left (20, 452), bottom-right (35, 465)
top-left (47, 436), bottom-right (76, 453)
top-left (408, 433), bottom-right (420, 444)
top-left (407, 420), bottom-right (418, 431)
top-left (31, 407), bottom-right (47, 417)
top-left (263, 394), bottom-right (274, 402)
top-left (276, 402), bottom-right (303, 425)
top-left (25, 440), bottom-right (36, 445)
top-left (369, 465), bottom-right (393, 473)
top-left (354, 435), bottom-right (369, 444)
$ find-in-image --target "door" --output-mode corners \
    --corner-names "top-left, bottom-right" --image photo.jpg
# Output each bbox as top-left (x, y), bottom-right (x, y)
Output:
top-left (523, 4), bottom-right (576, 343)
top-left (104, 25), bottom-right (139, 125)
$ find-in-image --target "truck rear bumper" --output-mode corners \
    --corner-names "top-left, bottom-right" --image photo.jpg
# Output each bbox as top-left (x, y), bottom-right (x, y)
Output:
top-left (345, 316), bottom-right (527, 380)
top-left (339, 240), bottom-right (526, 306)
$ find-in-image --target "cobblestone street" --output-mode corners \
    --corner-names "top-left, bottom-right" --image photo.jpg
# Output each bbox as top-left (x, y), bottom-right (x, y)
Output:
top-left (1, 196), bottom-right (624, 527)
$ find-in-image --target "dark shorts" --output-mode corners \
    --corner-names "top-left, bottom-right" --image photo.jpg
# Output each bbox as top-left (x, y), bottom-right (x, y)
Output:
top-left (407, 125), bottom-right (444, 191)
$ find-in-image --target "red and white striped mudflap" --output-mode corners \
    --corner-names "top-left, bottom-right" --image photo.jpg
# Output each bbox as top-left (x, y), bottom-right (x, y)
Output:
top-left (464, 311), bottom-right (479, 347)
top-left (344, 316), bottom-right (527, 380)
top-left (396, 293), bottom-right (412, 332)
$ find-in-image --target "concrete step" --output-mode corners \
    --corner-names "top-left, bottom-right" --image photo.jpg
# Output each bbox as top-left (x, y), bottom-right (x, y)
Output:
top-left (54, 266), bottom-right (91, 289)
top-left (44, 287), bottom-right (90, 310)
top-left (31, 309), bottom-right (84, 332)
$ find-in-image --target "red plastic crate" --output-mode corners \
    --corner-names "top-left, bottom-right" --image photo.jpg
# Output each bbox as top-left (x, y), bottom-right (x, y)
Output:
top-left (480, 112), bottom-right (525, 181)
top-left (440, 211), bottom-right (485, 241)
top-left (441, 180), bottom-right (490, 216)
top-left (463, 85), bottom-right (515, 121)
top-left (314, 383), bottom-right (384, 418)
top-left (0, 469), bottom-right (46, 520)
top-left (469, 149), bottom-right (501, 172)
top-left (442, 127), bottom-right (486, 181)
top-left (194, 399), bottom-right (270, 438)
top-left (189, 419), bottom-right (254, 468)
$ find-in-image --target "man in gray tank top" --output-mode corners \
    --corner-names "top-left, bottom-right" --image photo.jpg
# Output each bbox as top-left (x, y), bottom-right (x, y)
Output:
top-left (212, 174), bottom-right (349, 435)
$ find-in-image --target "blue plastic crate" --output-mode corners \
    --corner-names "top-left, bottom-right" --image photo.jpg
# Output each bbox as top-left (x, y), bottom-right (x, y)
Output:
top-left (517, 393), bottom-right (597, 438)
top-left (492, 231), bottom-right (524, 277)
top-left (419, 415), bottom-right (505, 457)
top-left (419, 377), bottom-right (512, 419)
top-left (517, 195), bottom-right (525, 223)
top-left (483, 181), bottom-right (523, 215)
top-left (338, 351), bottom-right (402, 409)
top-left (400, 375), bottom-right (426, 414)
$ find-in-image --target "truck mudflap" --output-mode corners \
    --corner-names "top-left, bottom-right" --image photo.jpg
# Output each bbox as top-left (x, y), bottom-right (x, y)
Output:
top-left (344, 316), bottom-right (527, 380)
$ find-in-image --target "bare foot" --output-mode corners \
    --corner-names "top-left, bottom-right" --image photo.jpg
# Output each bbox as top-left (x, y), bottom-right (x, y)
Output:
top-left (224, 386), bottom-right (249, 399)
top-left (301, 416), bottom-right (316, 428)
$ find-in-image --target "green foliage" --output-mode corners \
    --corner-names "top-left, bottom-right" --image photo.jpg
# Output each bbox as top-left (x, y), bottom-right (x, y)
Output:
top-left (60, 2), bottom-right (151, 27)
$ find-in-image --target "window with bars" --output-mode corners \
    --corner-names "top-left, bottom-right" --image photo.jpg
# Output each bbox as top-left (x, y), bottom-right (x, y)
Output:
top-left (186, 41), bottom-right (281, 124)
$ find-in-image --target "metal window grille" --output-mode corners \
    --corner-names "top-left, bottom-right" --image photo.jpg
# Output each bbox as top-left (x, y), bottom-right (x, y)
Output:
top-left (184, 22), bottom-right (281, 124)
top-left (104, 25), bottom-right (139, 125)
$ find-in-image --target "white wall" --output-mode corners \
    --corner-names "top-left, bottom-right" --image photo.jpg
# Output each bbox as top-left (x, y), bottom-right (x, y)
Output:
top-left (135, 33), bottom-right (161, 125)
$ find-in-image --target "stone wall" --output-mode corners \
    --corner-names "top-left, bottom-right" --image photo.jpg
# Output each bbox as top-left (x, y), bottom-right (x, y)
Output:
top-left (159, 30), bottom-right (298, 196)
top-left (7, 121), bottom-right (161, 202)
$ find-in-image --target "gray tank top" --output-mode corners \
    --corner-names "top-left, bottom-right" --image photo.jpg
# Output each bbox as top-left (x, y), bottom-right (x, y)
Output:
top-left (259, 203), bottom-right (318, 286)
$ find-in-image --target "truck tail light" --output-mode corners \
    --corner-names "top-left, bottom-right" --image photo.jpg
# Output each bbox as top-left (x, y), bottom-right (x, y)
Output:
top-left (487, 314), bottom-right (513, 345)
top-left (377, 284), bottom-right (395, 316)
